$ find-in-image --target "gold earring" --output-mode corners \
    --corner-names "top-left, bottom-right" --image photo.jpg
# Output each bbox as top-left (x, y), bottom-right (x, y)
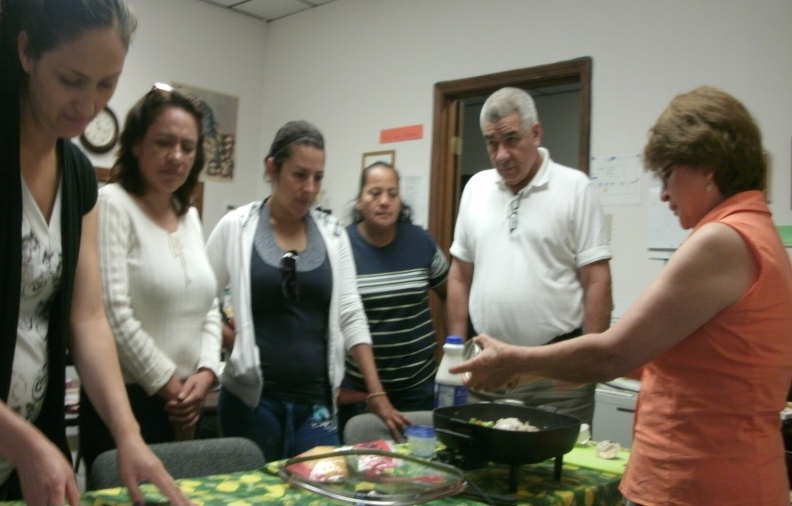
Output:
top-left (706, 181), bottom-right (713, 192)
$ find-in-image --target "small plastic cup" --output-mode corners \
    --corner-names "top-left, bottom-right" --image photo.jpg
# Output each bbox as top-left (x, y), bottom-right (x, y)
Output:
top-left (404, 425), bottom-right (436, 457)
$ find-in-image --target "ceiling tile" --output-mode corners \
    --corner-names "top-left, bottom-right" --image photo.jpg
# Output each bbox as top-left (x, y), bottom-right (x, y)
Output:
top-left (233, 0), bottom-right (313, 21)
top-left (200, 0), bottom-right (241, 6)
top-left (194, 0), bottom-right (337, 21)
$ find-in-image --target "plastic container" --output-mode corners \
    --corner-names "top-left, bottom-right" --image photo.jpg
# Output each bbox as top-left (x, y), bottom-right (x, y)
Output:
top-left (434, 335), bottom-right (468, 408)
top-left (404, 425), bottom-right (437, 457)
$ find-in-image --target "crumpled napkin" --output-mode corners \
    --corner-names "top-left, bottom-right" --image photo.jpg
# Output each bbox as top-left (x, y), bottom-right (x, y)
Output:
top-left (595, 440), bottom-right (622, 459)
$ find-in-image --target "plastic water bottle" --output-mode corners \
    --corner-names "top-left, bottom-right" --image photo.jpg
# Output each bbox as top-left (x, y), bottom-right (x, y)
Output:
top-left (434, 335), bottom-right (468, 407)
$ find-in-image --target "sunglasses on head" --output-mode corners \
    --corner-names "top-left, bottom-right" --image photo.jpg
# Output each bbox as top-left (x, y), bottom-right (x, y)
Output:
top-left (145, 82), bottom-right (203, 109)
top-left (281, 250), bottom-right (300, 302)
top-left (145, 82), bottom-right (176, 100)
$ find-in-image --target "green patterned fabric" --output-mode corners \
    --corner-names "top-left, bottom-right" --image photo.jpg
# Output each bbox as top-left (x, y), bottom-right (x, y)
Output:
top-left (1, 444), bottom-right (628, 505)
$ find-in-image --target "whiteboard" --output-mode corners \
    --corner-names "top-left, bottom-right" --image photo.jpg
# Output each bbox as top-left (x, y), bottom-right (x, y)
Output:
top-left (590, 153), bottom-right (642, 206)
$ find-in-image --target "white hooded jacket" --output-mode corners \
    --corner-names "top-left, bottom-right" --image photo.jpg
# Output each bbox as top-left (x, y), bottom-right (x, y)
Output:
top-left (205, 200), bottom-right (371, 410)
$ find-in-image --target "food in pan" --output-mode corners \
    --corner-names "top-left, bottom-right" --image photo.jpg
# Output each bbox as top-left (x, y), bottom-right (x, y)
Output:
top-left (469, 416), bottom-right (540, 432)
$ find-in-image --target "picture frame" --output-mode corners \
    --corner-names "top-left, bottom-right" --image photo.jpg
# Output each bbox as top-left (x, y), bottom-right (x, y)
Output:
top-left (173, 82), bottom-right (239, 182)
top-left (362, 150), bottom-right (395, 170)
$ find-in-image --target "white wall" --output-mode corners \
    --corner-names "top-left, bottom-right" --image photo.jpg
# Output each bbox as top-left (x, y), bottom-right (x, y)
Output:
top-left (259, 0), bottom-right (792, 315)
top-left (80, 0), bottom-right (269, 233)
top-left (82, 0), bottom-right (792, 315)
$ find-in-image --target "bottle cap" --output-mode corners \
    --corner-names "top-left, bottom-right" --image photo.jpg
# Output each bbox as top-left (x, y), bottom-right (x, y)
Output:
top-left (445, 335), bottom-right (463, 345)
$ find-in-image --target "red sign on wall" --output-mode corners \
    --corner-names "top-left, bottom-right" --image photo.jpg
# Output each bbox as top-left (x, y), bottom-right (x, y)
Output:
top-left (380, 124), bottom-right (423, 144)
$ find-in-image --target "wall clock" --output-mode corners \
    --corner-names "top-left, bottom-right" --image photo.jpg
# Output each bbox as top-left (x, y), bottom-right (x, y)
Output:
top-left (80, 106), bottom-right (119, 154)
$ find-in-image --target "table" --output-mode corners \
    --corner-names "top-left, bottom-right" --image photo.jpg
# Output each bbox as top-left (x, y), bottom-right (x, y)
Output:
top-left (99, 444), bottom-right (625, 505)
top-left (1, 443), bottom-right (628, 505)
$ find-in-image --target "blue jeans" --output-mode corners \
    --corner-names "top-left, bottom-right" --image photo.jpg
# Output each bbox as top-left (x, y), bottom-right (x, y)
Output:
top-left (218, 388), bottom-right (339, 462)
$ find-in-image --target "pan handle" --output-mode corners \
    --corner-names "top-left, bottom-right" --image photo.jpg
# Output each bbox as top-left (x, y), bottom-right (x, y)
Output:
top-left (435, 427), bottom-right (474, 442)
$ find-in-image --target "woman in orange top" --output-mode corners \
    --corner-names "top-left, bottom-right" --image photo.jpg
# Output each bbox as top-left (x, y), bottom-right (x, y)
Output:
top-left (453, 86), bottom-right (792, 506)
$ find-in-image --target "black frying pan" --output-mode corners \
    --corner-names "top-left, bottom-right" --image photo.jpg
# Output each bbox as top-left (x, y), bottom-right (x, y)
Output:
top-left (433, 403), bottom-right (580, 492)
top-left (433, 403), bottom-right (580, 465)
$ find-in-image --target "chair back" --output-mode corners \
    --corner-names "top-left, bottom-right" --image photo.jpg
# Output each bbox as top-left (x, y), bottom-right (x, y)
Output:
top-left (343, 410), bottom-right (433, 444)
top-left (87, 437), bottom-right (265, 491)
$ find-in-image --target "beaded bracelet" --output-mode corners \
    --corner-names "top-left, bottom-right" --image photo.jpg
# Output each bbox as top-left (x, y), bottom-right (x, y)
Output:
top-left (365, 391), bottom-right (388, 402)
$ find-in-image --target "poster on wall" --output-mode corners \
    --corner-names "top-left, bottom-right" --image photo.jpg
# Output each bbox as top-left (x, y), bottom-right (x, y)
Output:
top-left (174, 82), bottom-right (238, 182)
top-left (589, 153), bottom-right (641, 205)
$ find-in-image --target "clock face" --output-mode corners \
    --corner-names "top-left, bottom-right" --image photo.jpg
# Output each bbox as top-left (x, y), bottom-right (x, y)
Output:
top-left (80, 107), bottom-right (119, 154)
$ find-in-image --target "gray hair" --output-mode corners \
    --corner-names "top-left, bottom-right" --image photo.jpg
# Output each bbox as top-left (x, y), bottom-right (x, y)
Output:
top-left (480, 87), bottom-right (538, 131)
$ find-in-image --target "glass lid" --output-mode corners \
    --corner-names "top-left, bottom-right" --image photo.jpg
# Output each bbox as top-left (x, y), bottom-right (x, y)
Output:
top-left (280, 448), bottom-right (467, 505)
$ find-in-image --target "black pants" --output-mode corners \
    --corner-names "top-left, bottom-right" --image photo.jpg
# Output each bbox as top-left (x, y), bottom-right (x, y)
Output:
top-left (546, 327), bottom-right (584, 345)
top-left (79, 384), bottom-right (178, 478)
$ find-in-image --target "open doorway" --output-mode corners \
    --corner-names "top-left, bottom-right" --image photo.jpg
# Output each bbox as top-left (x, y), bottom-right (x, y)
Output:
top-left (427, 57), bottom-right (592, 340)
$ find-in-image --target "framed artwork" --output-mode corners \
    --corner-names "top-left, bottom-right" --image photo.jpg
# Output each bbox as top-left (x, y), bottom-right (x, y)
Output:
top-left (361, 150), bottom-right (395, 170)
top-left (173, 82), bottom-right (239, 182)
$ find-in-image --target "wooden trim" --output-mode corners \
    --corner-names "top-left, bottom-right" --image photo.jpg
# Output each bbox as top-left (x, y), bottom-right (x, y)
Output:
top-left (95, 166), bottom-right (112, 184)
top-left (191, 182), bottom-right (204, 219)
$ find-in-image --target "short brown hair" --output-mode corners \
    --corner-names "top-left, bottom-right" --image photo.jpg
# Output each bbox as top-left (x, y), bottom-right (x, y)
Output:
top-left (643, 86), bottom-right (765, 197)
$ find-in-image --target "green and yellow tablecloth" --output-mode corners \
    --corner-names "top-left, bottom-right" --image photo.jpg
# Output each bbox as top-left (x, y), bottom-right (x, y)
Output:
top-left (3, 443), bottom-right (629, 505)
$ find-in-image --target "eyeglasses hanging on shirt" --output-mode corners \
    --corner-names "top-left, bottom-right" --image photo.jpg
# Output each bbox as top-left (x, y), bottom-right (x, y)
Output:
top-left (281, 250), bottom-right (300, 302)
top-left (509, 191), bottom-right (524, 233)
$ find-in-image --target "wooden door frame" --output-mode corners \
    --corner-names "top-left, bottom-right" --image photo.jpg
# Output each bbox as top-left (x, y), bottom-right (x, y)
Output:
top-left (427, 57), bottom-right (592, 342)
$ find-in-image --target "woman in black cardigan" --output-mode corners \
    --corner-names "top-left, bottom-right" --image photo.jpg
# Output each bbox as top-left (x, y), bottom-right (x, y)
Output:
top-left (0, 1), bottom-right (188, 504)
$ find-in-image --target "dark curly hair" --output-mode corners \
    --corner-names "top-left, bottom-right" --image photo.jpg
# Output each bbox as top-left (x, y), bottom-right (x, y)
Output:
top-left (643, 86), bottom-right (766, 197)
top-left (110, 86), bottom-right (205, 216)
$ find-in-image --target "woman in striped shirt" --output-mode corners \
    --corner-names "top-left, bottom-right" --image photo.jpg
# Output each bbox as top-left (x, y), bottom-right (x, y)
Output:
top-left (338, 162), bottom-right (449, 439)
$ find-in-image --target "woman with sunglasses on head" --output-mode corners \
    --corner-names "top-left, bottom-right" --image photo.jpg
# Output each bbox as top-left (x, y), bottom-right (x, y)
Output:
top-left (0, 1), bottom-right (189, 504)
top-left (453, 86), bottom-right (792, 506)
top-left (206, 120), bottom-right (411, 461)
top-left (78, 85), bottom-right (222, 475)
top-left (337, 162), bottom-right (449, 438)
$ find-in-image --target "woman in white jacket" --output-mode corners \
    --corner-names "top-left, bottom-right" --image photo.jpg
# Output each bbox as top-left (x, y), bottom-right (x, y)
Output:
top-left (206, 120), bottom-right (410, 461)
